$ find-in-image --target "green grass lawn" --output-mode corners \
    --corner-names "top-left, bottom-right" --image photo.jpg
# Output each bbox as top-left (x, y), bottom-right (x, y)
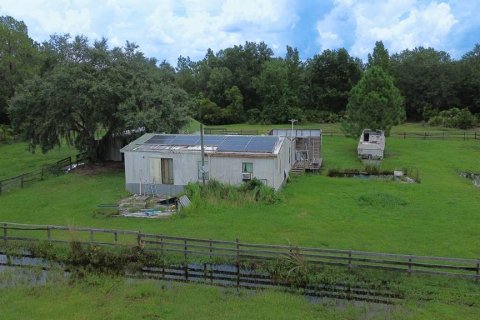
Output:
top-left (0, 117), bottom-right (199, 182)
top-left (0, 274), bottom-right (478, 320)
top-left (0, 136), bottom-right (478, 258)
top-left (1, 126), bottom-right (480, 319)
top-left (0, 142), bottom-right (76, 180)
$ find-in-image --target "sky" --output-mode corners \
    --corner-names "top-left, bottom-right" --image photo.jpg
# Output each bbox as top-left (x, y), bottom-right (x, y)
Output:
top-left (1, 0), bottom-right (479, 64)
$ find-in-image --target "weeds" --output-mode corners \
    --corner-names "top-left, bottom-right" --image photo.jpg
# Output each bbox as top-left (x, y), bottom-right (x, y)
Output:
top-left (182, 179), bottom-right (280, 212)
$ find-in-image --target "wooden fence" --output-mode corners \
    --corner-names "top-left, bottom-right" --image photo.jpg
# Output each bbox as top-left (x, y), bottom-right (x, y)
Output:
top-left (205, 127), bottom-right (480, 140)
top-left (0, 153), bottom-right (88, 195)
top-left (1, 222), bottom-right (479, 281)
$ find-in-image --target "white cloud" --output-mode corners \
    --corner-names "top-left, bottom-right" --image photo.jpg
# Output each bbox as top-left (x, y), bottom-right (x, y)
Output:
top-left (0, 0), bottom-right (298, 62)
top-left (144, 0), bottom-right (298, 61)
top-left (317, 0), bottom-right (458, 58)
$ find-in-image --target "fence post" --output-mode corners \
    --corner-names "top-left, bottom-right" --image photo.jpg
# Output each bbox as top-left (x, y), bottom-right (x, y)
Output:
top-left (184, 239), bottom-right (189, 282)
top-left (47, 226), bottom-right (51, 242)
top-left (137, 232), bottom-right (142, 247)
top-left (476, 261), bottom-right (479, 282)
top-left (69, 156), bottom-right (72, 171)
top-left (204, 263), bottom-right (207, 282)
top-left (160, 236), bottom-right (164, 256)
top-left (89, 229), bottom-right (94, 243)
top-left (236, 238), bottom-right (240, 288)
top-left (408, 256), bottom-right (413, 276)
top-left (209, 239), bottom-right (212, 261)
top-left (114, 231), bottom-right (118, 243)
top-left (348, 250), bottom-right (352, 271)
top-left (404, 132), bottom-right (406, 139)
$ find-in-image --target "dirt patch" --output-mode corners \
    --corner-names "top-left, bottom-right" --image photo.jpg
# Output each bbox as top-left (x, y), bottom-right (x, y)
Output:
top-left (74, 161), bottom-right (124, 175)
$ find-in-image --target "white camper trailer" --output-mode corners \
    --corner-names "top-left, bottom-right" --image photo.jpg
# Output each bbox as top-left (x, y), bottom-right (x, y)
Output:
top-left (357, 129), bottom-right (385, 160)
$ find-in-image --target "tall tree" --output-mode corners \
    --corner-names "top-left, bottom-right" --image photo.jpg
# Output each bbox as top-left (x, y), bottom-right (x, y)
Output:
top-left (9, 36), bottom-right (191, 161)
top-left (304, 48), bottom-right (363, 113)
top-left (367, 40), bottom-right (390, 73)
top-left (457, 44), bottom-right (480, 114)
top-left (254, 59), bottom-right (301, 123)
top-left (284, 46), bottom-right (305, 105)
top-left (0, 16), bottom-right (39, 123)
top-left (390, 47), bottom-right (459, 119)
top-left (175, 55), bottom-right (197, 94)
top-left (343, 66), bottom-right (405, 137)
top-left (215, 41), bottom-right (273, 110)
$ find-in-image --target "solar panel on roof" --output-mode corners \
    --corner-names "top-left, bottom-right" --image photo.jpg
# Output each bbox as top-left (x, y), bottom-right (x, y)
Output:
top-left (216, 136), bottom-right (278, 153)
top-left (203, 136), bottom-right (225, 145)
top-left (144, 135), bottom-right (176, 144)
top-left (143, 134), bottom-right (278, 153)
top-left (171, 136), bottom-right (200, 145)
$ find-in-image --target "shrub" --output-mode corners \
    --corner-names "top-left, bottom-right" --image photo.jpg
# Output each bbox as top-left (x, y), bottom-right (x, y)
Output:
top-left (182, 179), bottom-right (279, 209)
top-left (304, 110), bottom-right (344, 123)
top-left (428, 108), bottom-right (477, 129)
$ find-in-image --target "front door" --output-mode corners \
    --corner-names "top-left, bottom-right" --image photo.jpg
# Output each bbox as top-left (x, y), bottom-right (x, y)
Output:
top-left (161, 158), bottom-right (174, 185)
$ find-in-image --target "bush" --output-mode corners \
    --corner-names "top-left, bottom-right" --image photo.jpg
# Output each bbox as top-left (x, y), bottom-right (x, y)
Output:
top-left (304, 110), bottom-right (343, 123)
top-left (428, 108), bottom-right (477, 129)
top-left (0, 124), bottom-right (14, 143)
top-left (183, 179), bottom-right (280, 209)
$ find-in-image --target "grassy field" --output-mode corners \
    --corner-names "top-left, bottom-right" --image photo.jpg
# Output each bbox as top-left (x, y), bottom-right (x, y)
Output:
top-left (0, 142), bottom-right (75, 180)
top-left (1, 122), bottom-right (479, 319)
top-left (0, 117), bottom-right (199, 181)
top-left (0, 273), bottom-right (478, 320)
top-left (0, 135), bottom-right (478, 258)
top-left (203, 121), bottom-right (480, 134)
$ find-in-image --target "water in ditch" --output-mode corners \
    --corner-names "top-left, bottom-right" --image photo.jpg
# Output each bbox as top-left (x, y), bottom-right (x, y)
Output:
top-left (0, 253), bottom-right (396, 318)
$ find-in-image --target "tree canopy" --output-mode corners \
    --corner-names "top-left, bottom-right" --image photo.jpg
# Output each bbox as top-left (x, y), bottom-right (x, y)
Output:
top-left (0, 16), bottom-right (39, 124)
top-left (9, 36), bottom-right (191, 161)
top-left (3, 14), bottom-right (480, 154)
top-left (343, 66), bottom-right (405, 137)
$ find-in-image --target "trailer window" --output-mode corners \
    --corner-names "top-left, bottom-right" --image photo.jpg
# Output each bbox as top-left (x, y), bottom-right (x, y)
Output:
top-left (242, 162), bottom-right (253, 173)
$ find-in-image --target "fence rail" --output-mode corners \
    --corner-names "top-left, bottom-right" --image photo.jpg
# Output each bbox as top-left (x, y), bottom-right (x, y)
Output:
top-left (0, 153), bottom-right (88, 195)
top-left (1, 222), bottom-right (479, 280)
top-left (0, 250), bottom-right (402, 304)
top-left (204, 127), bottom-right (480, 140)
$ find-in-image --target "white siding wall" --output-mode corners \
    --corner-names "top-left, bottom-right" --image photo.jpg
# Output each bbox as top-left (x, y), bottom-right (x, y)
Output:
top-left (124, 139), bottom-right (293, 191)
top-left (209, 156), bottom-right (276, 188)
top-left (125, 151), bottom-right (202, 186)
top-left (273, 137), bottom-right (293, 189)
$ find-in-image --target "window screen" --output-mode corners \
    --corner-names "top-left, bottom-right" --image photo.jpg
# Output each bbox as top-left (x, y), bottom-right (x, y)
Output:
top-left (242, 162), bottom-right (253, 173)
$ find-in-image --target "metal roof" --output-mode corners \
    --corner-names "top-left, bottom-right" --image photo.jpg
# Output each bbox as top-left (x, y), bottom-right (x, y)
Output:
top-left (121, 133), bottom-right (283, 154)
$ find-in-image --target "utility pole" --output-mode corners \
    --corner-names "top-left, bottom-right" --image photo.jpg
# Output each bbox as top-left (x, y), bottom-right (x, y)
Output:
top-left (289, 119), bottom-right (298, 131)
top-left (200, 124), bottom-right (206, 186)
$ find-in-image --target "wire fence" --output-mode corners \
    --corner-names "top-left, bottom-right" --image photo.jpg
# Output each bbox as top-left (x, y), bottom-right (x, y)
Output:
top-left (205, 127), bottom-right (480, 140)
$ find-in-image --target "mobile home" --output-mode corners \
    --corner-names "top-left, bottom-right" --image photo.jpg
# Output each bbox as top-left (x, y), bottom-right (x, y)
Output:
top-left (121, 133), bottom-right (294, 195)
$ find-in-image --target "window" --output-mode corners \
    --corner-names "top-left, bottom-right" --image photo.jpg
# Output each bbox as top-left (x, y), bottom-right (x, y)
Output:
top-left (198, 161), bottom-right (209, 180)
top-left (242, 162), bottom-right (253, 173)
top-left (161, 158), bottom-right (174, 184)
